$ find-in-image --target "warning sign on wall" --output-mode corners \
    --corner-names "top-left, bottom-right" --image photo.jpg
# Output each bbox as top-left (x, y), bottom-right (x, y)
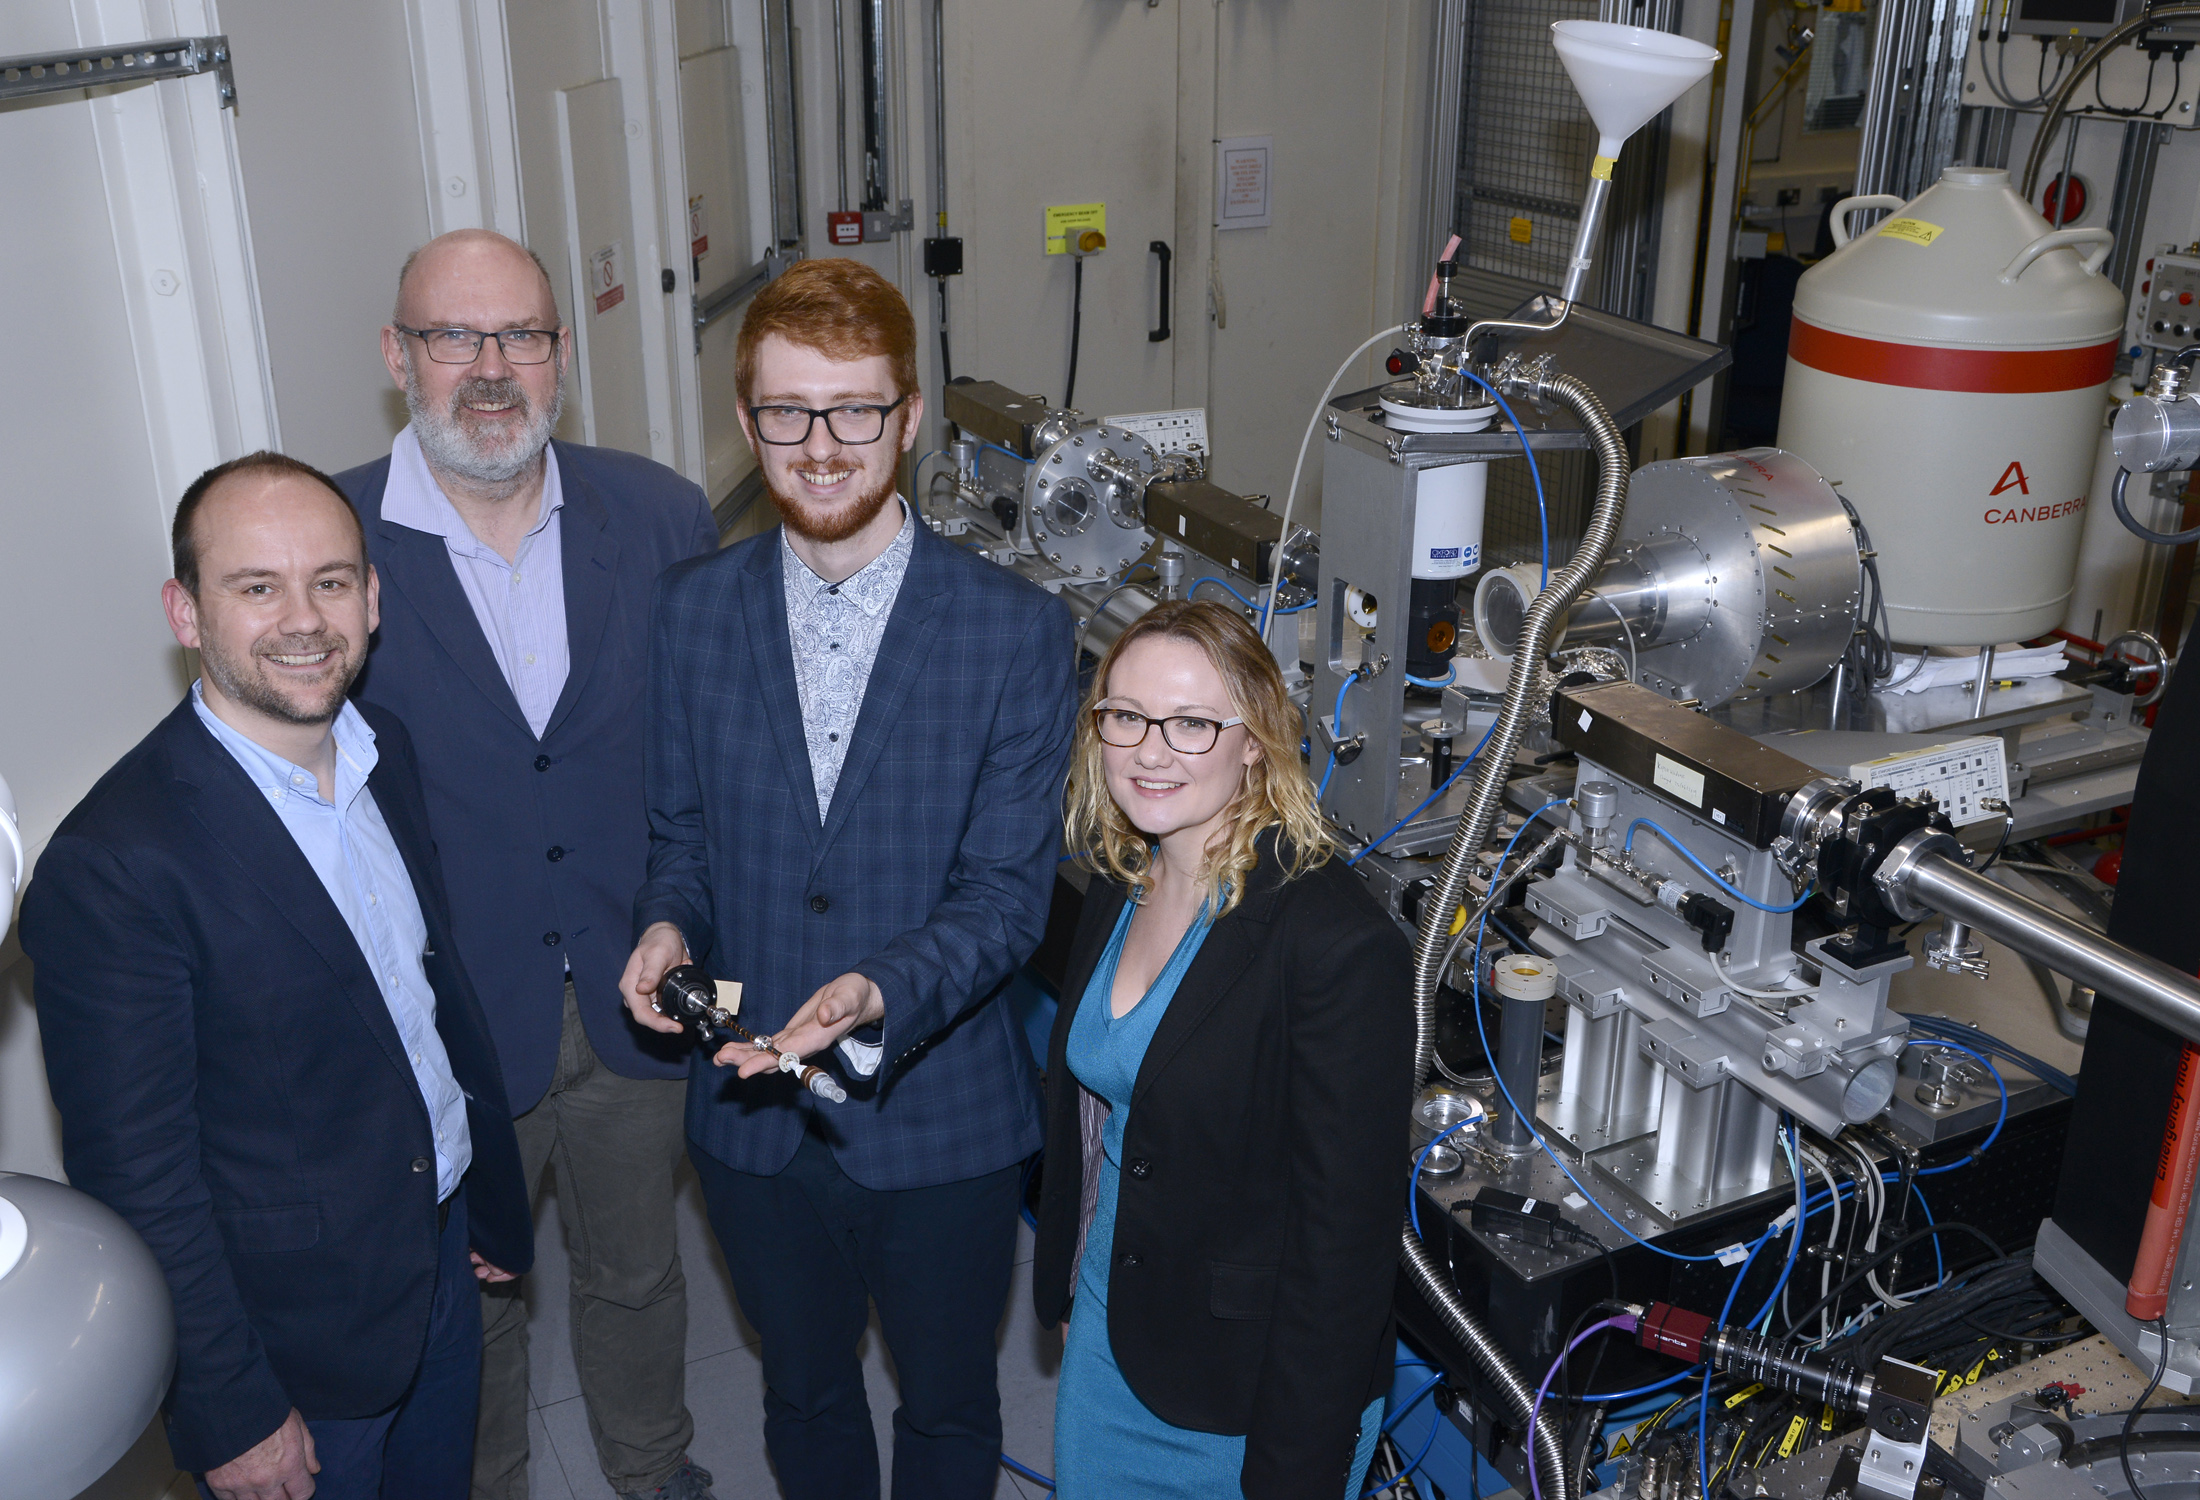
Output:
top-left (1216, 135), bottom-right (1272, 231)
top-left (591, 242), bottom-right (625, 315)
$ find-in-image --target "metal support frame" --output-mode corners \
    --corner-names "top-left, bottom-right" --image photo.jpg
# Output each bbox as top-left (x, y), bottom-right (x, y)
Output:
top-left (1597, 0), bottom-right (1680, 323)
top-left (1854, 0), bottom-right (1982, 203)
top-left (1422, 0), bottom-right (1472, 279)
top-left (0, 36), bottom-right (234, 110)
top-left (2106, 120), bottom-right (2171, 300)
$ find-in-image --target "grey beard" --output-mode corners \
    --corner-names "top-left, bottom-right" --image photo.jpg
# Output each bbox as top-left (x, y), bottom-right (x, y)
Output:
top-left (402, 344), bottom-right (563, 486)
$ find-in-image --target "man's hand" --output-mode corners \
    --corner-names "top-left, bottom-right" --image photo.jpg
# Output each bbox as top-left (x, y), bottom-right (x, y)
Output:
top-left (204, 1408), bottom-right (319, 1500)
top-left (620, 922), bottom-right (692, 1034)
top-left (727, 972), bottom-right (885, 1076)
top-left (470, 1250), bottom-right (518, 1284)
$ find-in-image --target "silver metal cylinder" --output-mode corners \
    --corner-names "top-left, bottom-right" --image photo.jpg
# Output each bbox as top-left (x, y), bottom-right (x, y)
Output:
top-left (1892, 849), bottom-right (2200, 1040)
top-left (2112, 392), bottom-right (2200, 473)
top-left (1560, 174), bottom-right (1613, 308)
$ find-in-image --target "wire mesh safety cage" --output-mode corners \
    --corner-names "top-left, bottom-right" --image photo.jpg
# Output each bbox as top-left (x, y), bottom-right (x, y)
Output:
top-left (1454, 0), bottom-right (1602, 288)
top-left (1445, 0), bottom-right (1669, 577)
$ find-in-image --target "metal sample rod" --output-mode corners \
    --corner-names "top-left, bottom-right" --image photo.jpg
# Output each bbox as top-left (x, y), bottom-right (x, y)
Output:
top-left (1892, 849), bottom-right (2200, 1041)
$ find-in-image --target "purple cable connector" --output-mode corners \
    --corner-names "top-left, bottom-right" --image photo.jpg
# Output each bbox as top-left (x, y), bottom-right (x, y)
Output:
top-left (1529, 1313), bottom-right (1640, 1500)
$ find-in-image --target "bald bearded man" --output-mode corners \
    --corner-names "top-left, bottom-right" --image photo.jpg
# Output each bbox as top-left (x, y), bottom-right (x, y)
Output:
top-left (336, 231), bottom-right (720, 1500)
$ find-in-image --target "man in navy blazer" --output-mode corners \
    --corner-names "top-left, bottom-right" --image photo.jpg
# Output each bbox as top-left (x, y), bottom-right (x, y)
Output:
top-left (337, 230), bottom-right (720, 1500)
top-left (622, 259), bottom-right (1076, 1498)
top-left (23, 452), bottom-right (531, 1499)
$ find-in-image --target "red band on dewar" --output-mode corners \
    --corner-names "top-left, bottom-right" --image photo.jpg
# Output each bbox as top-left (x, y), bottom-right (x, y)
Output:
top-left (1789, 318), bottom-right (2116, 394)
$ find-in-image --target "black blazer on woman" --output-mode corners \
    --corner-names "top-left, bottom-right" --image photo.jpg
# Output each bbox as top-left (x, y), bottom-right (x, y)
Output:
top-left (1033, 833), bottom-right (1414, 1499)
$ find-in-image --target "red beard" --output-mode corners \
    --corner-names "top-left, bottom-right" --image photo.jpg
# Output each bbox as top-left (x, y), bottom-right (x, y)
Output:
top-left (768, 459), bottom-right (900, 543)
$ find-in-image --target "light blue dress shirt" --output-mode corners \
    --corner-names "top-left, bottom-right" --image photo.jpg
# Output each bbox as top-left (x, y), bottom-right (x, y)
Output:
top-left (191, 684), bottom-right (472, 1200)
top-left (780, 497), bottom-right (915, 820)
top-left (381, 425), bottom-right (570, 738)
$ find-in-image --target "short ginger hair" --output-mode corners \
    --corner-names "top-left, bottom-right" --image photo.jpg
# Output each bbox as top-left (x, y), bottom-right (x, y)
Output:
top-left (735, 258), bottom-right (918, 404)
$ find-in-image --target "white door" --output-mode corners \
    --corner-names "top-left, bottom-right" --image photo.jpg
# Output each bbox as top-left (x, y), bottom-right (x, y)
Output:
top-left (0, 2), bottom-right (274, 1181)
top-left (557, 76), bottom-right (655, 456)
top-left (681, 40), bottom-right (761, 503)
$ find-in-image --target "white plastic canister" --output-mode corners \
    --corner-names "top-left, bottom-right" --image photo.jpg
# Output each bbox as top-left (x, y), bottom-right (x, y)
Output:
top-left (1776, 167), bottom-right (2124, 647)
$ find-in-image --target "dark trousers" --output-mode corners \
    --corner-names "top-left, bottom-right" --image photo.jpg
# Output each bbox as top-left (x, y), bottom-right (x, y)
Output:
top-left (689, 1129), bottom-right (1021, 1500)
top-left (476, 981), bottom-right (692, 1499)
top-left (196, 1187), bottom-right (480, 1500)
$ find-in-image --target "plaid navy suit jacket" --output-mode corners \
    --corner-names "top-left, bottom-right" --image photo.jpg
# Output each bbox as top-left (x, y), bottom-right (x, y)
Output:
top-left (635, 517), bottom-right (1076, 1189)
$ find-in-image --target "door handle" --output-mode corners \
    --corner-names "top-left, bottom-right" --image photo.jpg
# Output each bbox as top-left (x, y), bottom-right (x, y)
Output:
top-left (1149, 240), bottom-right (1173, 343)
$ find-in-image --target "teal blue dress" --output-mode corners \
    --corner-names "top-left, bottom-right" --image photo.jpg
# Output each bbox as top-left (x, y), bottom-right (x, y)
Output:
top-left (1053, 895), bottom-right (1385, 1499)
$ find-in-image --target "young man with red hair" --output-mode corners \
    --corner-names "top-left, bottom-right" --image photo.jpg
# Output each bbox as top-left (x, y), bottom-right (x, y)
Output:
top-left (621, 258), bottom-right (1076, 1498)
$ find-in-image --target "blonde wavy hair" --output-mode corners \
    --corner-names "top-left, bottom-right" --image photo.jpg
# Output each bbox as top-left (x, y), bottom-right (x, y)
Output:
top-left (1066, 599), bottom-right (1337, 916)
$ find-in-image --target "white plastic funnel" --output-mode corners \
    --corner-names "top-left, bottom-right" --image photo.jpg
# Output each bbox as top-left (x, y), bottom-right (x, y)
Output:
top-left (1551, 20), bottom-right (1719, 161)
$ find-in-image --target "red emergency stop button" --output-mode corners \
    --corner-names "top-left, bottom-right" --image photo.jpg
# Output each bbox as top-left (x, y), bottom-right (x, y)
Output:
top-left (2183, 293), bottom-right (2193, 306)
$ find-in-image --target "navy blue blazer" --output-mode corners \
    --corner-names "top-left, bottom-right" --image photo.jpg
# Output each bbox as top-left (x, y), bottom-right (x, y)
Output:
top-left (634, 519), bottom-right (1076, 1189)
top-left (339, 441), bottom-right (720, 1113)
top-left (21, 699), bottom-right (532, 1475)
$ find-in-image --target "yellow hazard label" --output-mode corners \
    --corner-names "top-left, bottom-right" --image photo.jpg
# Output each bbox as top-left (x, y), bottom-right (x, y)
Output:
top-left (1609, 1431), bottom-right (1634, 1458)
top-left (1725, 1382), bottom-right (1765, 1409)
top-left (1510, 216), bottom-right (1533, 245)
top-left (1449, 905), bottom-right (1468, 936)
top-left (1780, 1415), bottom-right (1808, 1459)
top-left (1876, 217), bottom-right (1944, 246)
top-left (1591, 155), bottom-right (1618, 181)
top-left (1821, 1404), bottom-right (1836, 1431)
top-left (1044, 202), bottom-right (1107, 256)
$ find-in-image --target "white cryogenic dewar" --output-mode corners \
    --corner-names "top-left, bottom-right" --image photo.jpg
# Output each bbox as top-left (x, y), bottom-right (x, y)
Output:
top-left (0, 771), bottom-right (19, 946)
top-left (1777, 168), bottom-right (2125, 647)
top-left (0, 1173), bottom-right (176, 1499)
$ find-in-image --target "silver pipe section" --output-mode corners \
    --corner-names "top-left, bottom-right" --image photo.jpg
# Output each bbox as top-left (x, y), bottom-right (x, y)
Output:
top-left (1064, 582), bottom-right (1158, 658)
top-left (1559, 174), bottom-right (1613, 308)
top-left (832, 0), bottom-right (848, 211)
top-left (932, 0), bottom-right (949, 235)
top-left (1398, 373), bottom-right (1632, 1500)
top-left (1461, 168), bottom-right (1617, 348)
top-left (1402, 1228), bottom-right (1575, 1500)
top-left (1892, 850), bottom-right (2200, 1041)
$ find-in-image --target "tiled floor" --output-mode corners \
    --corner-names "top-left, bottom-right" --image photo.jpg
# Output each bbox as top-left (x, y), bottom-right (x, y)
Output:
top-left (518, 1163), bottom-right (1062, 1500)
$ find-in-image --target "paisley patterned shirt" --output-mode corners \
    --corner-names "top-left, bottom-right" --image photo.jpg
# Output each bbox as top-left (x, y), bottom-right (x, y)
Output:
top-left (780, 499), bottom-right (916, 820)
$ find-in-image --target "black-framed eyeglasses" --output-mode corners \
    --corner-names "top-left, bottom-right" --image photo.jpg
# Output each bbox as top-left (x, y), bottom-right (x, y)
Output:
top-left (395, 323), bottom-right (563, 365)
top-left (1092, 707), bottom-right (1245, 755)
top-left (746, 397), bottom-right (908, 446)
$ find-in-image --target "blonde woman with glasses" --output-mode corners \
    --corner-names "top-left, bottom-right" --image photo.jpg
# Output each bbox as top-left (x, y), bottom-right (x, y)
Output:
top-left (1032, 599), bottom-right (1414, 1499)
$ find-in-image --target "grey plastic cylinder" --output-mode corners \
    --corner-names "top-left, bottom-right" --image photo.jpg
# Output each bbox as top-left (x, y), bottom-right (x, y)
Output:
top-left (0, 1173), bottom-right (175, 1500)
top-left (1492, 954), bottom-right (1558, 1148)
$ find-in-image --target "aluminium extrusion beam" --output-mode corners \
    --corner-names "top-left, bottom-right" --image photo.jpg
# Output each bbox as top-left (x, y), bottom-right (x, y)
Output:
top-left (1894, 850), bottom-right (2200, 1043)
top-left (0, 37), bottom-right (234, 110)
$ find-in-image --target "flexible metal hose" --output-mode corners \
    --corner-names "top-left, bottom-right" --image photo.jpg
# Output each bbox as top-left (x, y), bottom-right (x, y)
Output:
top-left (1397, 372), bottom-right (1634, 1500)
top-left (1402, 1225), bottom-right (1575, 1500)
top-left (2018, 4), bottom-right (2200, 198)
top-left (1407, 373), bottom-right (1632, 1084)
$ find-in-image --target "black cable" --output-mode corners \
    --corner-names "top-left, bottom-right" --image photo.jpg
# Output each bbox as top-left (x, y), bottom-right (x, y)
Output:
top-left (1975, 809), bottom-right (2015, 873)
top-left (2123, 1315), bottom-right (2171, 1500)
top-left (2112, 467), bottom-right (2200, 547)
top-left (1064, 255), bottom-right (1085, 411)
top-left (936, 278), bottom-right (954, 386)
top-left (1960, 1313), bottom-right (2088, 1344)
top-left (1779, 1223), bottom-right (2010, 1342)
